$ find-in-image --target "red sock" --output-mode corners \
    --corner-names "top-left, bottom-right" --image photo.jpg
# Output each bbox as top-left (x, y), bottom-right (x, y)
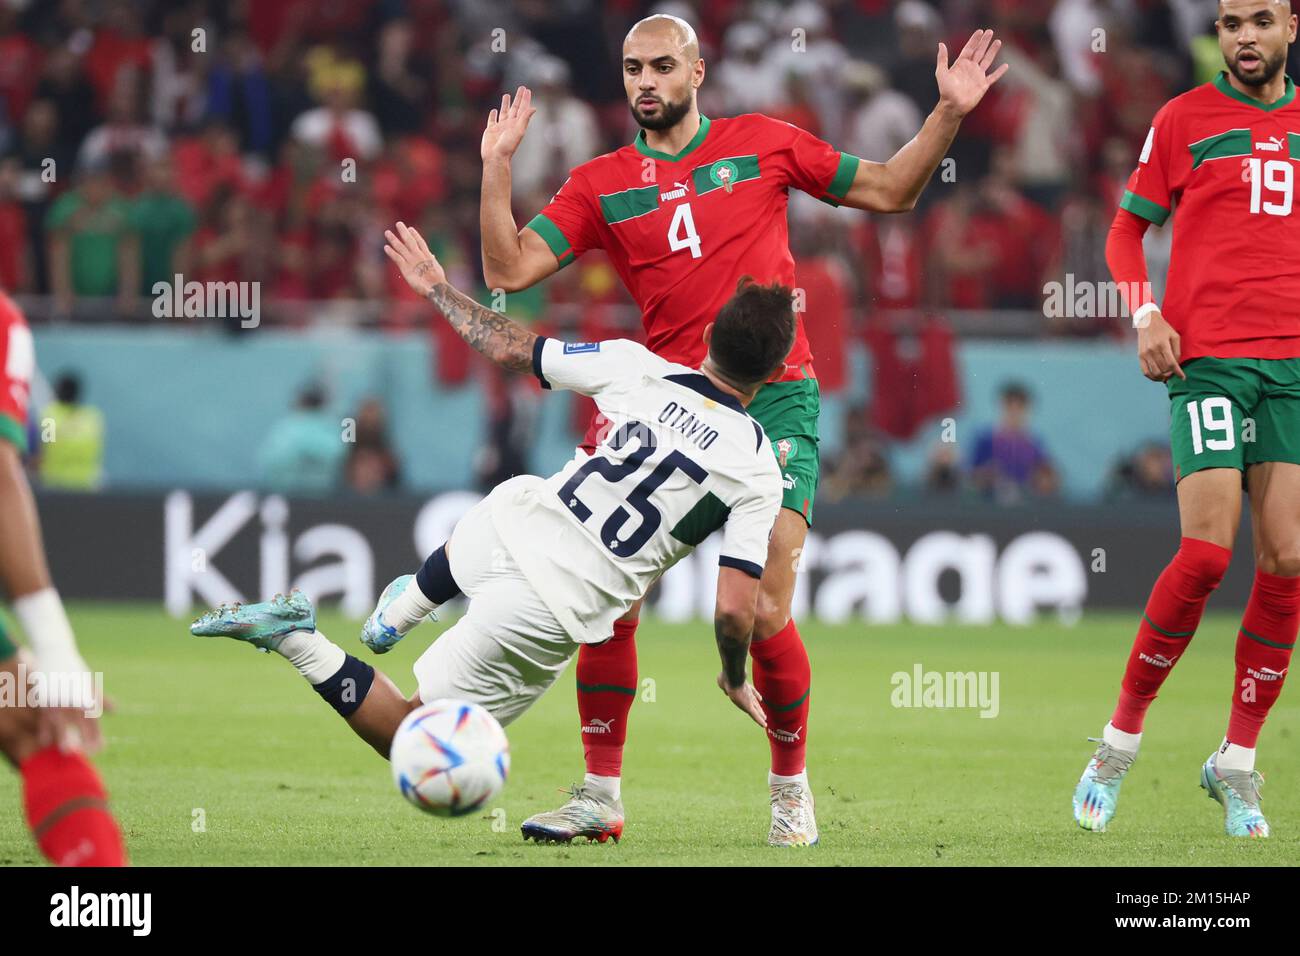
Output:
top-left (1111, 537), bottom-right (1232, 733)
top-left (750, 619), bottom-right (811, 776)
top-left (576, 618), bottom-right (638, 777)
top-left (1227, 570), bottom-right (1299, 747)
top-left (21, 746), bottom-right (127, 867)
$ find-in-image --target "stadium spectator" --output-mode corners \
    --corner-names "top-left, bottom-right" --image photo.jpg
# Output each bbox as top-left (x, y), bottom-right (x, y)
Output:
top-left (203, 31), bottom-right (275, 156)
top-left (130, 156), bottom-right (196, 296)
top-left (822, 409), bottom-right (893, 501)
top-left (969, 381), bottom-right (1059, 503)
top-left (0, 160), bottom-right (28, 292)
top-left (344, 398), bottom-right (401, 495)
top-left (38, 371), bottom-right (105, 491)
top-left (289, 52), bottom-right (382, 162)
top-left (711, 21), bottom-right (782, 115)
top-left (3, 99), bottom-right (71, 293)
top-left (843, 61), bottom-right (924, 165)
top-left (1106, 440), bottom-right (1176, 500)
top-left (76, 68), bottom-right (168, 186)
top-left (257, 382), bottom-right (345, 495)
top-left (45, 159), bottom-right (139, 317)
top-left (33, 47), bottom-right (98, 158)
top-left (509, 56), bottom-right (600, 200)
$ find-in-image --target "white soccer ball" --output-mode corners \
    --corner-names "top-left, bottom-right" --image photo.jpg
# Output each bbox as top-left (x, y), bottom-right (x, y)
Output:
top-left (390, 699), bottom-right (510, 817)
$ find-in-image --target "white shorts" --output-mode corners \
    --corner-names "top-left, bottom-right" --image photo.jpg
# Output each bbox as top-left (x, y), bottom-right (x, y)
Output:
top-left (412, 492), bottom-right (576, 727)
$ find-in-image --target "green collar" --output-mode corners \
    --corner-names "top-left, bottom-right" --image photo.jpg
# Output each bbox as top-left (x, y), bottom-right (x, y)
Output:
top-left (634, 114), bottom-right (711, 162)
top-left (1213, 71), bottom-right (1296, 111)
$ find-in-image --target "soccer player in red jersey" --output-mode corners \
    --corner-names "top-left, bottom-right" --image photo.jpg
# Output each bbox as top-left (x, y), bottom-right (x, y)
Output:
top-left (477, 14), bottom-right (1007, 845)
top-left (1075, 0), bottom-right (1300, 838)
top-left (0, 291), bottom-right (127, 865)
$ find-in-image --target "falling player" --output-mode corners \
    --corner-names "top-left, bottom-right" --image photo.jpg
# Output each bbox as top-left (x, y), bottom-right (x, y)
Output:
top-left (191, 223), bottom-right (794, 844)
top-left (478, 14), bottom-right (1007, 845)
top-left (0, 289), bottom-right (127, 866)
top-left (1075, 0), bottom-right (1300, 837)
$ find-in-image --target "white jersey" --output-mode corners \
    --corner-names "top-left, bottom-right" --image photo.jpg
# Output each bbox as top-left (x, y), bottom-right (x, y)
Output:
top-left (485, 337), bottom-right (783, 644)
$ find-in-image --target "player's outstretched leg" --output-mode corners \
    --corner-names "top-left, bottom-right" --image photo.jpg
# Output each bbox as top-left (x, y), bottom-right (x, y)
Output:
top-left (191, 590), bottom-right (418, 756)
top-left (751, 509), bottom-right (816, 847)
top-left (1074, 534), bottom-right (1233, 831)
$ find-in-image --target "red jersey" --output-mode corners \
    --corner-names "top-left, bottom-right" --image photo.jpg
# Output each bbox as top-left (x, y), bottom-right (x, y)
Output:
top-left (0, 291), bottom-right (33, 451)
top-left (1121, 72), bottom-right (1300, 360)
top-left (527, 113), bottom-right (860, 380)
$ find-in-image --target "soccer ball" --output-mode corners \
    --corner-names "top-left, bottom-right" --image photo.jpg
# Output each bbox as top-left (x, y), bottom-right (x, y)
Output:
top-left (390, 699), bottom-right (510, 817)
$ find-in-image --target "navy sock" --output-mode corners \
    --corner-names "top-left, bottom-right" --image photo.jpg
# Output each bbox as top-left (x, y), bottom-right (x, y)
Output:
top-left (312, 655), bottom-right (375, 718)
top-left (416, 545), bottom-right (462, 604)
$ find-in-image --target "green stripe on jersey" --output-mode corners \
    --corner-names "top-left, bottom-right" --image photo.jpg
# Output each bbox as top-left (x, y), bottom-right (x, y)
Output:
top-left (1119, 190), bottom-right (1170, 226)
top-left (669, 491), bottom-right (731, 546)
top-left (598, 185), bottom-right (659, 225)
top-left (691, 155), bottom-right (761, 196)
top-left (1289, 133), bottom-right (1300, 160)
top-left (0, 413), bottom-right (26, 453)
top-left (823, 152), bottom-right (861, 206)
top-left (1188, 128), bottom-right (1252, 169)
top-left (525, 213), bottom-right (575, 267)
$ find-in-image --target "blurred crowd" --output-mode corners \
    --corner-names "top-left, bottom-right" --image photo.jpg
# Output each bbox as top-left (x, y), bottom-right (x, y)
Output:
top-left (0, 0), bottom-right (1210, 499)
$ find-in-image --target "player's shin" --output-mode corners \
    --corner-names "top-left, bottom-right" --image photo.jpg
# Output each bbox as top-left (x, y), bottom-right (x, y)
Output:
top-left (21, 746), bottom-right (126, 867)
top-left (1109, 536), bottom-right (1232, 741)
top-left (750, 618), bottom-right (811, 777)
top-left (1223, 570), bottom-right (1300, 767)
top-left (575, 617), bottom-right (638, 796)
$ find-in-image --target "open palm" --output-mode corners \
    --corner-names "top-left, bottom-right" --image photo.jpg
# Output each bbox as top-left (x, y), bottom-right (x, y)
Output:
top-left (481, 85), bottom-right (538, 162)
top-left (936, 30), bottom-right (1009, 117)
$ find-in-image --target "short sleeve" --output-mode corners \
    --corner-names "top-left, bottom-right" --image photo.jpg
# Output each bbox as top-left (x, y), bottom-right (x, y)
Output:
top-left (532, 337), bottom-right (650, 398)
top-left (718, 475), bottom-right (781, 579)
top-left (771, 118), bottom-right (860, 207)
top-left (525, 173), bottom-right (603, 268)
top-left (1119, 106), bottom-right (1174, 226)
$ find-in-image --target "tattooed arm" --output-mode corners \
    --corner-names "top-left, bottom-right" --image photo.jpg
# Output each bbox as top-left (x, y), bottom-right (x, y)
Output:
top-left (384, 221), bottom-right (536, 374)
top-left (427, 282), bottom-right (536, 373)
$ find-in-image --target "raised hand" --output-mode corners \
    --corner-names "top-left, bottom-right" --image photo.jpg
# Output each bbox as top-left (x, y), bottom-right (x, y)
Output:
top-left (936, 29), bottom-right (1009, 118)
top-left (383, 222), bottom-right (445, 298)
top-left (481, 85), bottom-right (538, 163)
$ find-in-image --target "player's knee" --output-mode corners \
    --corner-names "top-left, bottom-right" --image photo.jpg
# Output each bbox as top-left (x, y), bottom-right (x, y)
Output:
top-left (1256, 545), bottom-right (1300, 578)
top-left (753, 592), bottom-right (790, 641)
top-left (1177, 538), bottom-right (1233, 592)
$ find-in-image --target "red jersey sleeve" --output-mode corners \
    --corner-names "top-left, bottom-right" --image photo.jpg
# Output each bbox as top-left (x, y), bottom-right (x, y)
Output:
top-left (1119, 105), bottom-right (1176, 227)
top-left (0, 296), bottom-right (33, 451)
top-left (767, 117), bottom-right (861, 207)
top-left (525, 172), bottom-right (603, 269)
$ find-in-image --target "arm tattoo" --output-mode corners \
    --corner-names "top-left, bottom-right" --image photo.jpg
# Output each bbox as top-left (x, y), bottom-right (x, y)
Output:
top-left (427, 281), bottom-right (536, 374)
top-left (715, 618), bottom-right (750, 689)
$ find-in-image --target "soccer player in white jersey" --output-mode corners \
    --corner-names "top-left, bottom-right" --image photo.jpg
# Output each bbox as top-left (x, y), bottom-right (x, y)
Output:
top-left (191, 222), bottom-right (794, 844)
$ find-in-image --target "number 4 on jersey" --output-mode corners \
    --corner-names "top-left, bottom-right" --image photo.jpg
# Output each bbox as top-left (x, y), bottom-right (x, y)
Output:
top-left (668, 203), bottom-right (702, 259)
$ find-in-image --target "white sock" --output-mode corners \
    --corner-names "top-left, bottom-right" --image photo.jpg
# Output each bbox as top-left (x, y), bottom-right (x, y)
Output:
top-left (384, 582), bottom-right (438, 636)
top-left (584, 773), bottom-right (620, 802)
top-left (769, 769), bottom-right (808, 788)
top-left (1217, 739), bottom-right (1256, 773)
top-left (1103, 721), bottom-right (1142, 753)
top-left (276, 629), bottom-right (346, 685)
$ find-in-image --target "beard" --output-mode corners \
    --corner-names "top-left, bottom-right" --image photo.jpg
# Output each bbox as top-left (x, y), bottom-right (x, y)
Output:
top-left (1228, 47), bottom-right (1288, 87)
top-left (630, 92), bottom-right (692, 131)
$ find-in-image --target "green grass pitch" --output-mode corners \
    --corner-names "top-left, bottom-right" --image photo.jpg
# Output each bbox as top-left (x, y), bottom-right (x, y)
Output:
top-left (0, 604), bottom-right (1295, 866)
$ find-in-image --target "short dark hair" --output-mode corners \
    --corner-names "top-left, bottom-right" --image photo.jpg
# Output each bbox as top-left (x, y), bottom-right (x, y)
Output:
top-left (709, 277), bottom-right (797, 388)
top-left (1000, 381), bottom-right (1032, 405)
top-left (54, 372), bottom-right (81, 404)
